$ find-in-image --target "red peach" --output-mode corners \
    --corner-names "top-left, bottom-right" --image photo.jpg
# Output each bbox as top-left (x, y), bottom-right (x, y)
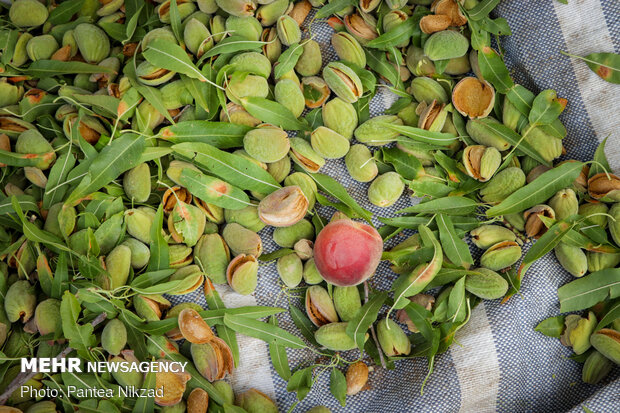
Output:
top-left (313, 218), bottom-right (383, 287)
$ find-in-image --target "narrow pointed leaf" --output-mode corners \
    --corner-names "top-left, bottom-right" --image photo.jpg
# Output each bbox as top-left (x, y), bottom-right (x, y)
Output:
top-left (437, 214), bottom-right (473, 267)
top-left (558, 268), bottom-right (620, 312)
top-left (223, 314), bottom-right (306, 349)
top-left (159, 121), bottom-right (249, 148)
top-left (487, 162), bottom-right (584, 216)
top-left (240, 97), bottom-right (310, 131)
top-left (173, 142), bottom-right (280, 194)
top-left (345, 292), bottom-right (388, 351)
top-left (179, 168), bottom-right (250, 210)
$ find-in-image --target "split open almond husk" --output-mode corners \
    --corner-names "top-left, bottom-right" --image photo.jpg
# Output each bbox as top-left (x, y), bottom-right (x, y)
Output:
top-left (452, 77), bottom-right (495, 119)
top-left (154, 359), bottom-right (191, 406)
top-left (178, 308), bottom-right (215, 344)
top-left (432, 0), bottom-right (468, 26)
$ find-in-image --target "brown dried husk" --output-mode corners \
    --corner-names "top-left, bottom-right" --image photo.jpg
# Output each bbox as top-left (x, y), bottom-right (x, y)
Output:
top-left (452, 77), bottom-right (495, 119)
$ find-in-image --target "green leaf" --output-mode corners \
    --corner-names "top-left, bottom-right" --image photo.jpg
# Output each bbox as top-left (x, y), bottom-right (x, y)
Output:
top-left (51, 252), bottom-right (69, 300)
top-left (173, 142), bottom-right (280, 195)
top-left (99, 22), bottom-right (126, 42)
top-left (437, 214), bottom-right (473, 268)
top-left (0, 194), bottom-right (37, 215)
top-left (240, 97), bottom-right (310, 131)
top-left (289, 306), bottom-right (319, 347)
top-left (0, 149), bottom-right (55, 168)
top-left (11, 197), bottom-right (72, 255)
top-left (505, 84), bottom-right (535, 118)
top-left (315, 0), bottom-right (356, 19)
top-left (563, 51), bottom-right (620, 84)
top-left (200, 36), bottom-right (266, 60)
top-left (366, 49), bottom-right (404, 91)
top-left (558, 268), bottom-right (620, 313)
top-left (146, 204), bottom-right (169, 272)
top-left (392, 225), bottom-right (443, 309)
top-left (486, 161), bottom-right (584, 217)
top-left (179, 168), bottom-right (250, 210)
top-left (181, 73), bottom-right (219, 118)
top-left (268, 316), bottom-right (291, 380)
top-left (274, 42), bottom-right (304, 80)
top-left (73, 94), bottom-right (120, 118)
top-left (378, 216), bottom-right (432, 229)
top-left (22, 60), bottom-right (114, 77)
top-left (529, 90), bottom-right (565, 126)
top-left (397, 196), bottom-right (478, 216)
top-left (124, 60), bottom-right (175, 124)
top-left (143, 38), bottom-right (208, 82)
top-left (258, 248), bottom-right (295, 262)
top-left (330, 368), bottom-right (347, 407)
top-left (159, 121), bottom-right (249, 148)
top-left (403, 302), bottom-right (434, 341)
top-left (64, 134), bottom-right (145, 206)
top-left (478, 46), bottom-right (514, 93)
top-left (307, 172), bottom-right (373, 223)
top-left (346, 292), bottom-right (388, 350)
top-left (473, 118), bottom-right (551, 166)
top-left (480, 17), bottom-right (511, 36)
top-left (131, 370), bottom-right (155, 413)
top-left (43, 153), bottom-right (76, 209)
top-left (596, 299), bottom-right (620, 330)
top-left (124, 4), bottom-right (143, 42)
top-left (409, 180), bottom-right (454, 198)
top-left (382, 147), bottom-right (424, 181)
top-left (447, 277), bottom-right (467, 323)
top-left (366, 18), bottom-right (415, 50)
top-left (48, 0), bottom-right (85, 25)
top-left (535, 316), bottom-right (565, 338)
top-left (130, 269), bottom-right (176, 288)
top-left (589, 136), bottom-right (611, 177)
top-left (169, 0), bottom-right (183, 45)
top-left (60, 291), bottom-right (95, 360)
top-left (381, 123), bottom-right (458, 146)
top-left (518, 220), bottom-right (572, 280)
top-left (287, 367), bottom-right (313, 401)
top-left (120, 310), bottom-right (148, 361)
top-left (223, 314), bottom-right (307, 349)
top-left (468, 0), bottom-right (502, 21)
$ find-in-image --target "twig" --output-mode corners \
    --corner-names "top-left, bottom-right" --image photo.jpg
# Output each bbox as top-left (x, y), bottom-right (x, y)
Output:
top-left (0, 312), bottom-right (108, 405)
top-left (364, 282), bottom-right (387, 370)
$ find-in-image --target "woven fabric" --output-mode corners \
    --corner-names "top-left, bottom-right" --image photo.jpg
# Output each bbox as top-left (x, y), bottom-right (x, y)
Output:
top-left (169, 1), bottom-right (620, 411)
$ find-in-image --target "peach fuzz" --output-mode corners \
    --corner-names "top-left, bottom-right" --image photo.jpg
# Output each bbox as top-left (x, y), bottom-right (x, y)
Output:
top-left (313, 219), bottom-right (383, 286)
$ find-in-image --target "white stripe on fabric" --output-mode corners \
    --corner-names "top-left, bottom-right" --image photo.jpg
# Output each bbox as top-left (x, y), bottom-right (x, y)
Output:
top-left (215, 284), bottom-right (277, 398)
top-left (451, 303), bottom-right (501, 413)
top-left (552, 0), bottom-right (620, 169)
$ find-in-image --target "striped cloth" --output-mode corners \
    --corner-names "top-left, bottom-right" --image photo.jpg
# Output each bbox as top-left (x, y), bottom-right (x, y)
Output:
top-left (170, 1), bottom-right (620, 411)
